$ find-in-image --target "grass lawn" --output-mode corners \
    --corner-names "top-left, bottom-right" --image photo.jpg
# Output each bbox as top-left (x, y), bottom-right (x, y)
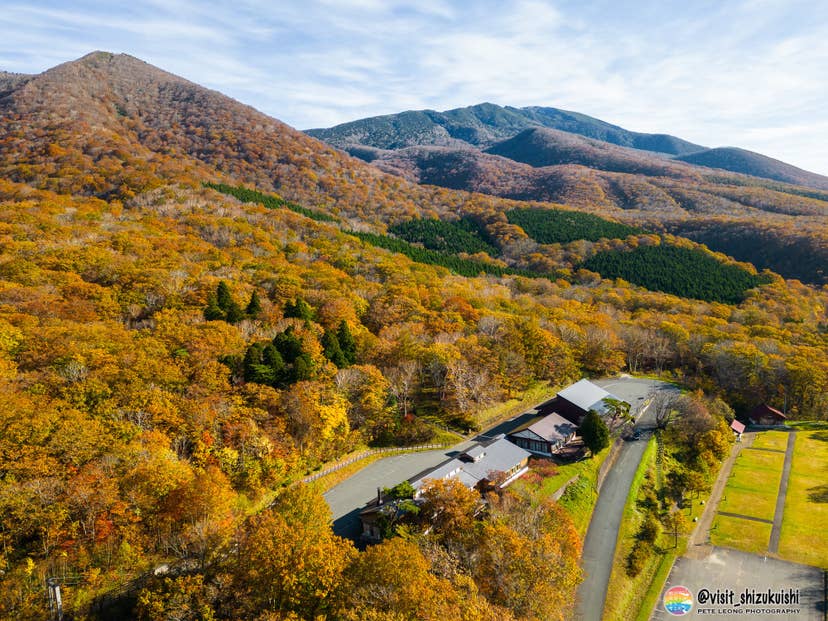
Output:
top-left (603, 440), bottom-right (709, 621)
top-left (778, 423), bottom-right (828, 568)
top-left (751, 430), bottom-right (789, 451)
top-left (717, 449), bottom-right (784, 521)
top-left (538, 449), bottom-right (607, 499)
top-left (513, 445), bottom-right (612, 536)
top-left (710, 514), bottom-right (772, 553)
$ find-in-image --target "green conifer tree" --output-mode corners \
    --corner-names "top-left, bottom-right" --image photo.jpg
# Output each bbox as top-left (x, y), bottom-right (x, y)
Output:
top-left (580, 410), bottom-right (610, 456)
top-left (216, 281), bottom-right (234, 312)
top-left (203, 293), bottom-right (225, 321)
top-left (246, 290), bottom-right (263, 318)
top-left (321, 328), bottom-right (347, 368)
top-left (337, 320), bottom-right (357, 365)
top-left (284, 298), bottom-right (314, 321)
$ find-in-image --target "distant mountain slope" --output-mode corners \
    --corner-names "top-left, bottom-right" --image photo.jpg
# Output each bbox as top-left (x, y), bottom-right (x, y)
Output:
top-left (515, 106), bottom-right (703, 155)
top-left (309, 105), bottom-right (828, 284)
top-left (308, 104), bottom-right (828, 193)
top-left (0, 52), bottom-right (538, 227)
top-left (2, 52), bottom-right (826, 284)
top-left (676, 147), bottom-right (828, 191)
top-left (0, 71), bottom-right (32, 94)
top-left (307, 102), bottom-right (704, 155)
top-left (484, 127), bottom-right (687, 177)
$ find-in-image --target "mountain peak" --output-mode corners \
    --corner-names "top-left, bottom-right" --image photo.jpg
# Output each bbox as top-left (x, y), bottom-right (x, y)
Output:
top-left (40, 50), bottom-right (189, 85)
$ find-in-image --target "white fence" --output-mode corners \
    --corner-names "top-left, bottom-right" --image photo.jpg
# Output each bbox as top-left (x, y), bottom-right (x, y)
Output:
top-left (301, 444), bottom-right (447, 484)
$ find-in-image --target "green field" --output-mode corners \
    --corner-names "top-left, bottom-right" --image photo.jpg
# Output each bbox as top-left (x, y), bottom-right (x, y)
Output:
top-left (711, 514), bottom-right (773, 553)
top-left (514, 445), bottom-right (612, 536)
top-left (716, 448), bottom-right (784, 521)
top-left (751, 430), bottom-right (788, 451)
top-left (779, 424), bottom-right (828, 568)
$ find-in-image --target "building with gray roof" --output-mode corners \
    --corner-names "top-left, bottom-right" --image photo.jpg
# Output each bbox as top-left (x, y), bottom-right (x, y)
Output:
top-left (508, 412), bottom-right (578, 456)
top-left (409, 436), bottom-right (531, 493)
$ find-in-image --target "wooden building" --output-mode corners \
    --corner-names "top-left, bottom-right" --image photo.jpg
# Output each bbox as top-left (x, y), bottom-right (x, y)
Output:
top-left (747, 404), bottom-right (787, 426)
top-left (508, 412), bottom-right (578, 456)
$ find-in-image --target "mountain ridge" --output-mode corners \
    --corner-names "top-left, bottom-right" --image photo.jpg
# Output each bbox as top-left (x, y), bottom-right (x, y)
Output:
top-left (307, 101), bottom-right (706, 156)
top-left (307, 102), bottom-right (828, 191)
top-left (1, 52), bottom-right (826, 285)
top-left (676, 146), bottom-right (828, 190)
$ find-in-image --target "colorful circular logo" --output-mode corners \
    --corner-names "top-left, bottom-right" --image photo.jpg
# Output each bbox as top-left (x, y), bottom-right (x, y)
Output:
top-left (663, 586), bottom-right (693, 616)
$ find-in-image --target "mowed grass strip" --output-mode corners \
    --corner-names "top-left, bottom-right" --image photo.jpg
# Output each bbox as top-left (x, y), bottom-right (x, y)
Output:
top-left (717, 448), bottom-right (784, 521)
top-left (711, 514), bottom-right (772, 553)
top-left (750, 430), bottom-right (789, 451)
top-left (779, 424), bottom-right (828, 568)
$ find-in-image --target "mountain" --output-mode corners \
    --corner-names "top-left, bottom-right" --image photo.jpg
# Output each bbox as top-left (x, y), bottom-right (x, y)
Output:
top-left (307, 101), bottom-right (704, 155)
top-left (676, 147), bottom-right (828, 191)
top-left (308, 103), bottom-right (828, 193)
top-left (308, 103), bottom-right (828, 285)
top-left (484, 127), bottom-right (687, 177)
top-left (0, 52), bottom-right (564, 230)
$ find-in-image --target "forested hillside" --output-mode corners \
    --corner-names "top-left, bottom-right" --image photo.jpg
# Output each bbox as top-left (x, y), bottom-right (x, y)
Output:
top-left (309, 105), bottom-right (828, 285)
top-left (0, 53), bottom-right (826, 620)
top-left (306, 102), bottom-right (703, 154)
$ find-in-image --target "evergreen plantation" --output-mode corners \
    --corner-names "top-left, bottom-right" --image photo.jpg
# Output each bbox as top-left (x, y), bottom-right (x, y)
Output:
top-left (505, 206), bottom-right (645, 243)
top-left (211, 184), bottom-right (772, 304)
top-left (581, 244), bottom-right (772, 304)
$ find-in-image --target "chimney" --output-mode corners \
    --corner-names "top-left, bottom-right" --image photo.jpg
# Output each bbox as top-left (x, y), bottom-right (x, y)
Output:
top-left (377, 487), bottom-right (382, 505)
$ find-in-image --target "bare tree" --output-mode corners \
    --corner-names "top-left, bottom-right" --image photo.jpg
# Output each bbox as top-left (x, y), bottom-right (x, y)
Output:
top-left (385, 360), bottom-right (419, 418)
top-left (447, 358), bottom-right (495, 413)
top-left (648, 389), bottom-right (680, 429)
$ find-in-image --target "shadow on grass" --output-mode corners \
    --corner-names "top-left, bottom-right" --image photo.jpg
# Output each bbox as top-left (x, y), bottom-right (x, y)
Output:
top-left (788, 421), bottom-right (828, 432)
top-left (807, 484), bottom-right (828, 503)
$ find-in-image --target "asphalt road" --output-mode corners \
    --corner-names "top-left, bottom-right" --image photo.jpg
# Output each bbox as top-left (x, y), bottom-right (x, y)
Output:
top-left (324, 395), bottom-right (554, 539)
top-left (324, 447), bottom-right (469, 539)
top-left (575, 377), bottom-right (678, 621)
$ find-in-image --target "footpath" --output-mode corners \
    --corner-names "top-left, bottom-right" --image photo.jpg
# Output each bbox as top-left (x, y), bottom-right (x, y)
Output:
top-left (684, 431), bottom-right (754, 559)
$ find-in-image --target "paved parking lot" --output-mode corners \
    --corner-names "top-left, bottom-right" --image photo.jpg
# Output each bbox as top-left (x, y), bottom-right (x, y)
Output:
top-left (650, 546), bottom-right (825, 620)
top-left (324, 447), bottom-right (467, 538)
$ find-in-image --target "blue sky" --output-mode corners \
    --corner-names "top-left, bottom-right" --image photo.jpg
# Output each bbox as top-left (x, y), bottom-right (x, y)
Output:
top-left (2, 0), bottom-right (827, 174)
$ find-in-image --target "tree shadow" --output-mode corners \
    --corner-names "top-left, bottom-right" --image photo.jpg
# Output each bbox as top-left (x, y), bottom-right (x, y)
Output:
top-left (809, 430), bottom-right (828, 443)
top-left (807, 484), bottom-right (828, 503)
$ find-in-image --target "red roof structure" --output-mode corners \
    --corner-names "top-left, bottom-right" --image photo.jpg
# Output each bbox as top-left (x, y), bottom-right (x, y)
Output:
top-left (730, 420), bottom-right (746, 434)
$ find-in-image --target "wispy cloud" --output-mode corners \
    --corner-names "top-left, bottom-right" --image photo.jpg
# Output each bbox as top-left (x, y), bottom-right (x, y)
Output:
top-left (2, 0), bottom-right (827, 174)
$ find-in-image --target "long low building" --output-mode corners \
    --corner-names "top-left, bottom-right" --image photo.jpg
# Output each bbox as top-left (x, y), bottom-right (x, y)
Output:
top-left (553, 378), bottom-right (616, 424)
top-left (359, 436), bottom-right (531, 541)
top-left (508, 378), bottom-right (627, 456)
top-left (409, 436), bottom-right (531, 493)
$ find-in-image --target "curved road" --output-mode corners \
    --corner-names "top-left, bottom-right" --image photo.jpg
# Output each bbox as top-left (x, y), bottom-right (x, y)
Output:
top-left (574, 377), bottom-right (677, 621)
